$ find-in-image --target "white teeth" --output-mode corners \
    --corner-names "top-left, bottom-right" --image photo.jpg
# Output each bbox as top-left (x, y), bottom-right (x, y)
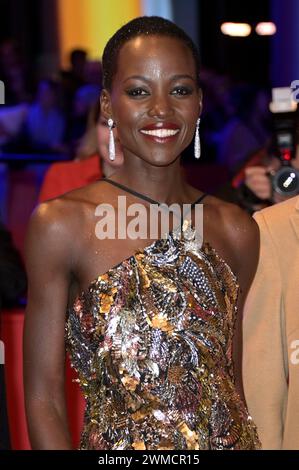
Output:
top-left (140, 128), bottom-right (179, 137)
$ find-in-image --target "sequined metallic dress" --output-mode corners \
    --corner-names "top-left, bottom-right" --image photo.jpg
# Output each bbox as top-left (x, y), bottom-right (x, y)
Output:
top-left (66, 220), bottom-right (261, 450)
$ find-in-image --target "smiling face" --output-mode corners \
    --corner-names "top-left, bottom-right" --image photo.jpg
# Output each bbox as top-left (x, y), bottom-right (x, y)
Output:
top-left (101, 35), bottom-right (202, 167)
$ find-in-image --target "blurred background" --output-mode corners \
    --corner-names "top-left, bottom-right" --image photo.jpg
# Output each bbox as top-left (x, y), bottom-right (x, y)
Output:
top-left (0, 0), bottom-right (299, 450)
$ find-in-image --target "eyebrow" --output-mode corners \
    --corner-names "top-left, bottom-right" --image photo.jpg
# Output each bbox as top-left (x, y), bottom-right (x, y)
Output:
top-left (123, 74), bottom-right (196, 84)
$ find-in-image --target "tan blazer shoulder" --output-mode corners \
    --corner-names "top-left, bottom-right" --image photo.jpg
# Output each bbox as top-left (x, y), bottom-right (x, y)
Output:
top-left (243, 196), bottom-right (299, 450)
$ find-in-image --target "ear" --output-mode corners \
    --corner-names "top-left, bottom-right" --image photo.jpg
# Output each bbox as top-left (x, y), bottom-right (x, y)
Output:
top-left (100, 89), bottom-right (113, 121)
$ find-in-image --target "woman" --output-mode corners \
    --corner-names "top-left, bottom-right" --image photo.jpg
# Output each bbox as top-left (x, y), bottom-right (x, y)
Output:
top-left (24, 16), bottom-right (260, 450)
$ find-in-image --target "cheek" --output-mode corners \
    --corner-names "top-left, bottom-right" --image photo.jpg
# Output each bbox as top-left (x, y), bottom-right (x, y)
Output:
top-left (114, 106), bottom-right (142, 145)
top-left (184, 99), bottom-right (201, 127)
top-left (116, 108), bottom-right (141, 129)
top-left (112, 93), bottom-right (144, 126)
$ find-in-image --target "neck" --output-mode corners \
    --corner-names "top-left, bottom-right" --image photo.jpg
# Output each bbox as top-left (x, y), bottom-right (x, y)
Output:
top-left (108, 155), bottom-right (190, 205)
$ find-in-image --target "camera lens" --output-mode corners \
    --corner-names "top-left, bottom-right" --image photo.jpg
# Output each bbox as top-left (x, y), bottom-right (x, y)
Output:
top-left (272, 166), bottom-right (299, 196)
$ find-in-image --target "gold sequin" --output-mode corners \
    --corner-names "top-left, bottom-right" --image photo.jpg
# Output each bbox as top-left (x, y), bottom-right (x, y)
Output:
top-left (121, 375), bottom-right (140, 391)
top-left (150, 313), bottom-right (174, 333)
top-left (132, 441), bottom-right (146, 450)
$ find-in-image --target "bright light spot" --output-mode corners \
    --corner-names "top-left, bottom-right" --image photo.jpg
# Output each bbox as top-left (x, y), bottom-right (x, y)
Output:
top-left (283, 174), bottom-right (296, 188)
top-left (256, 22), bottom-right (276, 36)
top-left (221, 22), bottom-right (251, 37)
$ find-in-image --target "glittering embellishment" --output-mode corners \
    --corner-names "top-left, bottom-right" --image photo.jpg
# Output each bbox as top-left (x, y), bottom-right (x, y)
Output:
top-left (132, 440), bottom-right (146, 450)
top-left (65, 220), bottom-right (261, 450)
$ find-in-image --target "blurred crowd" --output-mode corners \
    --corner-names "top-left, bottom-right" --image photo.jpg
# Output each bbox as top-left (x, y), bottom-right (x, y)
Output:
top-left (0, 40), bottom-right (102, 156)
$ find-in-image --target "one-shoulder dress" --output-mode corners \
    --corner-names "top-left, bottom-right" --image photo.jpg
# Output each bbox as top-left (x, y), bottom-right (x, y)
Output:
top-left (65, 209), bottom-right (261, 450)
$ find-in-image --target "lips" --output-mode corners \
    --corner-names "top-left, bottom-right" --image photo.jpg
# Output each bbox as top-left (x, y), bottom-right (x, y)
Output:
top-left (139, 122), bottom-right (180, 142)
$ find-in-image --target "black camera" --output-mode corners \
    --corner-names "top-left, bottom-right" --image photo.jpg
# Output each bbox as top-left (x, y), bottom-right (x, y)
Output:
top-left (269, 88), bottom-right (299, 197)
top-left (271, 119), bottom-right (299, 197)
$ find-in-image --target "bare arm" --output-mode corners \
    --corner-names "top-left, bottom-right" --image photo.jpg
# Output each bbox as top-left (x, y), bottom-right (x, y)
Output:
top-left (222, 204), bottom-right (260, 402)
top-left (24, 202), bottom-right (75, 449)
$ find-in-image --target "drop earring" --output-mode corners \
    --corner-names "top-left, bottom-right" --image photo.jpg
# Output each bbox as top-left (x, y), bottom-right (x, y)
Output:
top-left (194, 117), bottom-right (201, 160)
top-left (108, 118), bottom-right (115, 161)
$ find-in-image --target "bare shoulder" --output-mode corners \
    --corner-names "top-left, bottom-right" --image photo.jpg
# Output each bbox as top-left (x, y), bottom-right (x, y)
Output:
top-left (29, 180), bottom-right (106, 234)
top-left (209, 195), bottom-right (258, 241)
top-left (25, 199), bottom-right (75, 270)
top-left (25, 181), bottom-right (110, 264)
top-left (25, 186), bottom-right (93, 263)
top-left (27, 198), bottom-right (74, 240)
top-left (204, 195), bottom-right (260, 274)
top-left (39, 178), bottom-right (111, 211)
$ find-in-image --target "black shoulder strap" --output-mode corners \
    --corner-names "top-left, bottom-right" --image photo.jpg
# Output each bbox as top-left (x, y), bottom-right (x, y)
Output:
top-left (191, 193), bottom-right (208, 208)
top-left (102, 178), bottom-right (160, 205)
top-left (103, 177), bottom-right (208, 207)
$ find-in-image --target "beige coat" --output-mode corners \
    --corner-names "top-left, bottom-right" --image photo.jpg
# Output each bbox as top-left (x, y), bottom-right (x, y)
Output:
top-left (243, 195), bottom-right (299, 449)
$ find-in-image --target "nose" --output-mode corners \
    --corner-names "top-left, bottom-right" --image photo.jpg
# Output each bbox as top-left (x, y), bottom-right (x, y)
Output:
top-left (148, 92), bottom-right (174, 119)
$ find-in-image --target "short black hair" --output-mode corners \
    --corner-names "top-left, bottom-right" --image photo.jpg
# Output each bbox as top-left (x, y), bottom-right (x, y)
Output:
top-left (102, 16), bottom-right (200, 91)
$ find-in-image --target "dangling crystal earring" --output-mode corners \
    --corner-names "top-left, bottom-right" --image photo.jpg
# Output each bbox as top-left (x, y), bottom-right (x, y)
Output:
top-left (108, 118), bottom-right (115, 161)
top-left (194, 117), bottom-right (201, 160)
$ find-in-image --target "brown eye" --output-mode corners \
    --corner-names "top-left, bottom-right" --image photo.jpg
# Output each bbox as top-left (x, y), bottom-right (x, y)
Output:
top-left (126, 88), bottom-right (149, 97)
top-left (171, 86), bottom-right (193, 96)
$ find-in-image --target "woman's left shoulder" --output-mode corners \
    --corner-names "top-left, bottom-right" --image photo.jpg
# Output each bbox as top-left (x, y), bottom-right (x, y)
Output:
top-left (207, 195), bottom-right (259, 244)
top-left (205, 196), bottom-right (260, 274)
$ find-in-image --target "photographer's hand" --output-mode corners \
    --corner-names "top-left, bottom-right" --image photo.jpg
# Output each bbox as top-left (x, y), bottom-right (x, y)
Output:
top-left (272, 191), bottom-right (292, 204)
top-left (244, 166), bottom-right (273, 200)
